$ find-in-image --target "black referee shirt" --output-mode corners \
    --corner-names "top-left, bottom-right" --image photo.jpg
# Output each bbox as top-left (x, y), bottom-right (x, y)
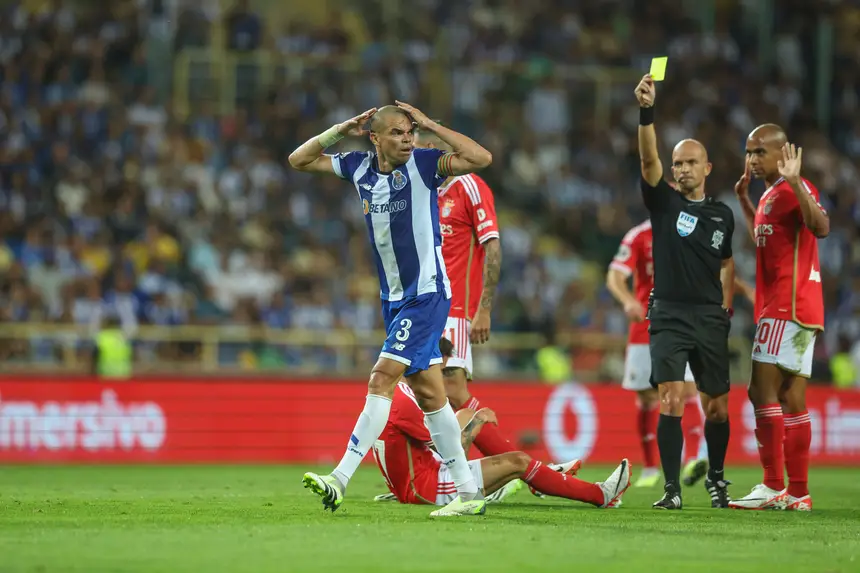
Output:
top-left (641, 178), bottom-right (735, 306)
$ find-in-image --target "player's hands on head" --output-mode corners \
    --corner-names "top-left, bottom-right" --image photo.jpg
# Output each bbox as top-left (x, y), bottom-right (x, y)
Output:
top-left (623, 300), bottom-right (646, 323)
top-left (337, 108), bottom-right (377, 137)
top-left (777, 142), bottom-right (803, 184)
top-left (734, 156), bottom-right (751, 199)
top-left (394, 101), bottom-right (434, 130)
top-left (634, 75), bottom-right (656, 108)
top-left (475, 408), bottom-right (498, 426)
top-left (470, 308), bottom-right (491, 345)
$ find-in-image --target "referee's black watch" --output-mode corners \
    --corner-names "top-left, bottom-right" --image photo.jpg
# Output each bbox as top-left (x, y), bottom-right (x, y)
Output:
top-left (723, 307), bottom-right (734, 319)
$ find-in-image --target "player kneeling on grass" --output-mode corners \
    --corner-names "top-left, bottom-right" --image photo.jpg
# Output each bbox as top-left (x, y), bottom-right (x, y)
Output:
top-left (370, 337), bottom-right (631, 514)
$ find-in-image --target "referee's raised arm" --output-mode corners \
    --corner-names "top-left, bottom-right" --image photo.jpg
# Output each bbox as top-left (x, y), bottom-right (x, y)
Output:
top-left (635, 74), bottom-right (662, 187)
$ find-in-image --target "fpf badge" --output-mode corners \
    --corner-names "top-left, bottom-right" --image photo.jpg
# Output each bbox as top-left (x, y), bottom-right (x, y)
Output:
top-left (676, 212), bottom-right (698, 237)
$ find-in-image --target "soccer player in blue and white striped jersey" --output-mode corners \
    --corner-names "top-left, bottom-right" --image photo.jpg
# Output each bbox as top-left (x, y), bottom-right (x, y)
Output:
top-left (288, 102), bottom-right (493, 517)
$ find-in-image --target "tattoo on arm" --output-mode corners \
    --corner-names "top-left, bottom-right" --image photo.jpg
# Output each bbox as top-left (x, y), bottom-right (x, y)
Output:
top-left (461, 417), bottom-right (484, 451)
top-left (479, 239), bottom-right (502, 310)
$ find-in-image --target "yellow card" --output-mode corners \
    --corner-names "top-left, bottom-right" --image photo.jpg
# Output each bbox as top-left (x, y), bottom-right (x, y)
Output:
top-left (649, 57), bottom-right (668, 81)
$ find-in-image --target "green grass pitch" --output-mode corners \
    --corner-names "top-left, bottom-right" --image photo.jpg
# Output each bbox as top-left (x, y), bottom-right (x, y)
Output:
top-left (1, 465), bottom-right (858, 572)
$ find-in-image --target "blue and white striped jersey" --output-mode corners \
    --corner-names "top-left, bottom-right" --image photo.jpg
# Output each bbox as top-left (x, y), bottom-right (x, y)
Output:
top-left (330, 148), bottom-right (452, 302)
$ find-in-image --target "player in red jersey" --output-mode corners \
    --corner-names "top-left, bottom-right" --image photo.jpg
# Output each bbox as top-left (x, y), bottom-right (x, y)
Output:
top-left (412, 126), bottom-right (514, 459)
top-left (607, 220), bottom-right (705, 488)
top-left (371, 337), bottom-right (632, 511)
top-left (730, 124), bottom-right (828, 512)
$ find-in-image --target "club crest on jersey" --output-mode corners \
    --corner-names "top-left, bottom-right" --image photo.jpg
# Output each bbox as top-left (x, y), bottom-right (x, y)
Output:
top-left (391, 170), bottom-right (407, 190)
top-left (676, 212), bottom-right (698, 237)
top-left (442, 198), bottom-right (455, 217)
top-left (763, 196), bottom-right (775, 215)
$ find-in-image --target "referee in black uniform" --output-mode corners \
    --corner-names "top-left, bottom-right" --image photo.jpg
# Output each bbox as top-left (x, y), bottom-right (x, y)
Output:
top-left (634, 74), bottom-right (736, 510)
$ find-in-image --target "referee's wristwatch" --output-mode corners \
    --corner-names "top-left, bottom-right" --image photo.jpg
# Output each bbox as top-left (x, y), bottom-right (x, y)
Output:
top-left (723, 306), bottom-right (734, 319)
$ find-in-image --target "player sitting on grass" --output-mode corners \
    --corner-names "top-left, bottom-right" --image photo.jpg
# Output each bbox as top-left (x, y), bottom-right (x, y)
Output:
top-left (370, 337), bottom-right (631, 513)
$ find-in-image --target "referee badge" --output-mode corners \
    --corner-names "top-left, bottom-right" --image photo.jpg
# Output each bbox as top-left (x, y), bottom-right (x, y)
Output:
top-left (676, 211), bottom-right (698, 237)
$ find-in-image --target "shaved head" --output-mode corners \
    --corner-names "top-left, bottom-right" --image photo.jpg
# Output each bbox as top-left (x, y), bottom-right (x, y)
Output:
top-left (670, 138), bottom-right (711, 198)
top-left (748, 124), bottom-right (787, 149)
top-left (368, 105), bottom-right (416, 168)
top-left (746, 124), bottom-right (788, 183)
top-left (370, 105), bottom-right (413, 134)
top-left (672, 139), bottom-right (708, 163)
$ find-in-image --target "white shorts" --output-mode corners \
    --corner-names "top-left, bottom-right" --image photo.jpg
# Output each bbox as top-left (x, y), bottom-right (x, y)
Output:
top-left (752, 318), bottom-right (817, 378)
top-left (435, 459), bottom-right (484, 505)
top-left (623, 344), bottom-right (694, 391)
top-left (442, 316), bottom-right (473, 378)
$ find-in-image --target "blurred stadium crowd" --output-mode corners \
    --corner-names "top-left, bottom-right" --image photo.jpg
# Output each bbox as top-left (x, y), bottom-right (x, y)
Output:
top-left (1, 0), bottom-right (860, 383)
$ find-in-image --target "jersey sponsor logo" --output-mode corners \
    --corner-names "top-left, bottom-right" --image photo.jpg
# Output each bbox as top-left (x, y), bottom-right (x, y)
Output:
top-left (754, 223), bottom-right (773, 247)
top-left (391, 170), bottom-right (407, 190)
top-left (440, 223), bottom-right (453, 236)
top-left (676, 211), bottom-right (698, 237)
top-left (711, 230), bottom-right (725, 250)
top-left (441, 198), bottom-right (455, 217)
top-left (363, 198), bottom-right (408, 215)
top-left (477, 220), bottom-right (493, 232)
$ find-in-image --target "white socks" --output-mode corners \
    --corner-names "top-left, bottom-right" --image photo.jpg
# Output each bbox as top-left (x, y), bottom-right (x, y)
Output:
top-left (424, 400), bottom-right (478, 500)
top-left (332, 394), bottom-right (392, 487)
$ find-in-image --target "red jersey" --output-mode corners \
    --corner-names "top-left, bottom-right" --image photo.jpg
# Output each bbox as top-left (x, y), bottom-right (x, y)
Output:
top-left (371, 382), bottom-right (441, 504)
top-left (438, 174), bottom-right (500, 319)
top-left (753, 177), bottom-right (825, 329)
top-left (609, 221), bottom-right (654, 344)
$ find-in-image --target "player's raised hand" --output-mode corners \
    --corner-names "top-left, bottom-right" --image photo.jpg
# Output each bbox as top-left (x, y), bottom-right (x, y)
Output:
top-left (634, 75), bottom-right (656, 108)
top-left (777, 143), bottom-right (803, 183)
top-left (394, 100), bottom-right (434, 130)
top-left (337, 108), bottom-right (377, 137)
top-left (623, 300), bottom-right (646, 323)
top-left (470, 307), bottom-right (491, 345)
top-left (734, 156), bottom-right (752, 200)
top-left (475, 408), bottom-right (498, 426)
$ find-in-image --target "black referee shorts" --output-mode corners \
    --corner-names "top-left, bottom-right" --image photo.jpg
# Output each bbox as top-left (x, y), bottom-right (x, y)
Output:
top-left (649, 300), bottom-right (731, 397)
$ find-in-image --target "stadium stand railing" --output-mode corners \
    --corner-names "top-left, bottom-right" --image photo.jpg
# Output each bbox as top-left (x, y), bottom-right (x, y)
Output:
top-left (0, 323), bottom-right (752, 381)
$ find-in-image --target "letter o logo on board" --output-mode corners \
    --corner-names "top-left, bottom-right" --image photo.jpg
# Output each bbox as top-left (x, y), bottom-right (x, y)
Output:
top-left (543, 384), bottom-right (597, 461)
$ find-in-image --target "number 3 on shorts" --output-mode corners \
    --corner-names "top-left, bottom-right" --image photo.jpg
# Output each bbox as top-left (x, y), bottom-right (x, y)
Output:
top-left (396, 319), bottom-right (412, 342)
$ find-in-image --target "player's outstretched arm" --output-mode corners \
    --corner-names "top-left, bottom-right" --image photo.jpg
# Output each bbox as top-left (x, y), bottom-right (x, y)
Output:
top-left (635, 75), bottom-right (663, 187)
top-left (394, 101), bottom-right (492, 175)
top-left (778, 143), bottom-right (830, 238)
top-left (287, 108), bottom-right (377, 175)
